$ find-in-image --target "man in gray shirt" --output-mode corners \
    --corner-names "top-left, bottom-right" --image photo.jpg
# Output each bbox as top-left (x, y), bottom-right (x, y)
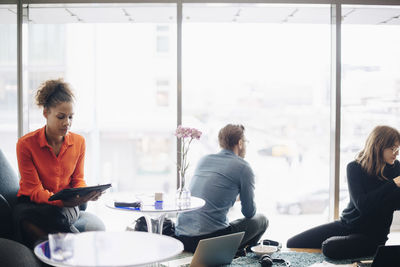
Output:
top-left (175, 124), bottom-right (268, 253)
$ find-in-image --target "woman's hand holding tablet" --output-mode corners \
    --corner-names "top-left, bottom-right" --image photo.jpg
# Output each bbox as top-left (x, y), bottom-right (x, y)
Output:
top-left (62, 190), bottom-right (102, 207)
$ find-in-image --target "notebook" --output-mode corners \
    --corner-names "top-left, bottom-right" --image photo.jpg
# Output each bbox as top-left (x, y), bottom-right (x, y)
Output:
top-left (161, 232), bottom-right (245, 267)
top-left (357, 245), bottom-right (400, 267)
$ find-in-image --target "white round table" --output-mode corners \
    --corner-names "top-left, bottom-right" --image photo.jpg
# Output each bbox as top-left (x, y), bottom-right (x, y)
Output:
top-left (106, 195), bottom-right (205, 234)
top-left (34, 231), bottom-right (183, 267)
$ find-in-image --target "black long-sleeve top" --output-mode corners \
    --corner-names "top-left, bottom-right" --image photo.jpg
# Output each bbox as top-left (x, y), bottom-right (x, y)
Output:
top-left (340, 160), bottom-right (400, 242)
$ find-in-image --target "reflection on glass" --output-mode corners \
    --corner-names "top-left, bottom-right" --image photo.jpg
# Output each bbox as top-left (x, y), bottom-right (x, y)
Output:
top-left (341, 5), bottom-right (400, 227)
top-left (182, 3), bottom-right (330, 243)
top-left (0, 5), bottom-right (18, 170)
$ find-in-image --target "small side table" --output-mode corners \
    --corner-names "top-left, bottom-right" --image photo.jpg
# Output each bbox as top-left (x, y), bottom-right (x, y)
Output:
top-left (106, 195), bottom-right (205, 234)
top-left (34, 231), bottom-right (183, 267)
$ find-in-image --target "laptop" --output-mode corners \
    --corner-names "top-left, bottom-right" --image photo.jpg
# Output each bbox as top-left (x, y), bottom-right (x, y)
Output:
top-left (161, 232), bottom-right (245, 267)
top-left (357, 245), bottom-right (400, 267)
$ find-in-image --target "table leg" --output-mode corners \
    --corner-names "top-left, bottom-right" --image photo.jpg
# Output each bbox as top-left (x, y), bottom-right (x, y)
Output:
top-left (155, 213), bottom-right (166, 235)
top-left (144, 214), bottom-right (166, 234)
top-left (144, 215), bottom-right (153, 234)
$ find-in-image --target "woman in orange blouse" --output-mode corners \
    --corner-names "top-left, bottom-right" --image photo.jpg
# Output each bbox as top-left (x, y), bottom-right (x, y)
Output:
top-left (15, 78), bottom-right (101, 247)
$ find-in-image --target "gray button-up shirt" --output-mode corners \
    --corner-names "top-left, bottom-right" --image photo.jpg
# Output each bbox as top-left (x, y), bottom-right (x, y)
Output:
top-left (175, 149), bottom-right (256, 236)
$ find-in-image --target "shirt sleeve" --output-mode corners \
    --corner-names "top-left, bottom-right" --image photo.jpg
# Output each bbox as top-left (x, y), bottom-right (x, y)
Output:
top-left (17, 140), bottom-right (63, 207)
top-left (381, 188), bottom-right (400, 211)
top-left (239, 163), bottom-right (257, 218)
top-left (347, 162), bottom-right (397, 216)
top-left (69, 138), bottom-right (87, 188)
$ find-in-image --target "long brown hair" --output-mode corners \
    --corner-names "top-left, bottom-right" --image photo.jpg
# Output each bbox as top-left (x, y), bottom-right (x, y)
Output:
top-left (356, 125), bottom-right (400, 179)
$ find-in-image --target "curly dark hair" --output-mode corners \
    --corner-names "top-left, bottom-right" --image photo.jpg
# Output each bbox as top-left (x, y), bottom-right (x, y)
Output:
top-left (35, 78), bottom-right (75, 108)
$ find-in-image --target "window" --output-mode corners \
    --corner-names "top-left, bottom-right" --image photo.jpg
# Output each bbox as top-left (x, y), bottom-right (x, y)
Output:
top-left (156, 25), bottom-right (170, 53)
top-left (341, 5), bottom-right (400, 217)
top-left (156, 79), bottom-right (170, 106)
top-left (182, 3), bottom-right (331, 242)
top-left (9, 1), bottom-right (400, 236)
top-left (0, 4), bottom-right (17, 170)
top-left (157, 34), bottom-right (170, 53)
top-left (25, 3), bottom-right (177, 230)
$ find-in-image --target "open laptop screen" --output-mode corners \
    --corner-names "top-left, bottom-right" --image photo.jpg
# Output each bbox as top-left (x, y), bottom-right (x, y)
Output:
top-left (190, 232), bottom-right (245, 267)
top-left (372, 245), bottom-right (400, 267)
top-left (357, 245), bottom-right (400, 267)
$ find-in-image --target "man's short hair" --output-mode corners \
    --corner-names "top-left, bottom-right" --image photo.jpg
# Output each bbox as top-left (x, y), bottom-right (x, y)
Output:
top-left (218, 124), bottom-right (245, 150)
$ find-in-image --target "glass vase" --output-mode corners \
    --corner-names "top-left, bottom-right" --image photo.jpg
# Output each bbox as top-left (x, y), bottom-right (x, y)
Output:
top-left (176, 172), bottom-right (191, 208)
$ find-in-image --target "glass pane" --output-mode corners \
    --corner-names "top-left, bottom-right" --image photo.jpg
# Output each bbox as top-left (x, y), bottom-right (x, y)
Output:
top-left (341, 5), bottom-right (400, 230)
top-left (0, 4), bottom-right (18, 170)
top-left (182, 3), bottom-right (330, 243)
top-left (26, 3), bottom-right (177, 230)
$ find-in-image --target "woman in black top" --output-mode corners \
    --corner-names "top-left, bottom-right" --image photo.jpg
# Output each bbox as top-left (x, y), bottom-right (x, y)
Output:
top-left (287, 125), bottom-right (400, 259)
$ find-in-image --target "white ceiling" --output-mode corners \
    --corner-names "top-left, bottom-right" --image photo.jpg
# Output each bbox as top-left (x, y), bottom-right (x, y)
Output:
top-left (0, 4), bottom-right (400, 25)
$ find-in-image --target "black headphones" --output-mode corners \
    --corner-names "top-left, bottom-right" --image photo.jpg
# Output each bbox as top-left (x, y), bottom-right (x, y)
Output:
top-left (259, 254), bottom-right (291, 267)
top-left (262, 239), bottom-right (282, 249)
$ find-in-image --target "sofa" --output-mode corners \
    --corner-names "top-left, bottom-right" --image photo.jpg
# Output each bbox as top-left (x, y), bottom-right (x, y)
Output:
top-left (0, 148), bottom-right (105, 266)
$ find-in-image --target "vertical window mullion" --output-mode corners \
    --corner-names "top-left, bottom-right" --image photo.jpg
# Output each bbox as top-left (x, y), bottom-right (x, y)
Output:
top-left (17, 1), bottom-right (29, 139)
top-left (177, 0), bottom-right (182, 188)
top-left (329, 3), bottom-right (341, 221)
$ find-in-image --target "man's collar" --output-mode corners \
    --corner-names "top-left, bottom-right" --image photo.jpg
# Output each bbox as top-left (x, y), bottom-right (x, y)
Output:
top-left (220, 149), bottom-right (235, 155)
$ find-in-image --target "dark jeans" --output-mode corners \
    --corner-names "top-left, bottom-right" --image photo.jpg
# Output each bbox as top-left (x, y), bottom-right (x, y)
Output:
top-left (176, 213), bottom-right (268, 253)
top-left (13, 196), bottom-right (80, 247)
top-left (286, 220), bottom-right (383, 259)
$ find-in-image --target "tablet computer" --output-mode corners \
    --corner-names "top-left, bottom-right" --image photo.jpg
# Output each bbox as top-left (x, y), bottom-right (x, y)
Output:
top-left (48, 184), bottom-right (112, 201)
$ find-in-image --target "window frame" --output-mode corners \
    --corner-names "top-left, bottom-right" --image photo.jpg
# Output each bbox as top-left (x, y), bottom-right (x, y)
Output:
top-left (13, 0), bottom-right (400, 221)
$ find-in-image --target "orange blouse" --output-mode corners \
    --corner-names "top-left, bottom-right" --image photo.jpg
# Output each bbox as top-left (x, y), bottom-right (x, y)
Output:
top-left (17, 126), bottom-right (87, 206)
